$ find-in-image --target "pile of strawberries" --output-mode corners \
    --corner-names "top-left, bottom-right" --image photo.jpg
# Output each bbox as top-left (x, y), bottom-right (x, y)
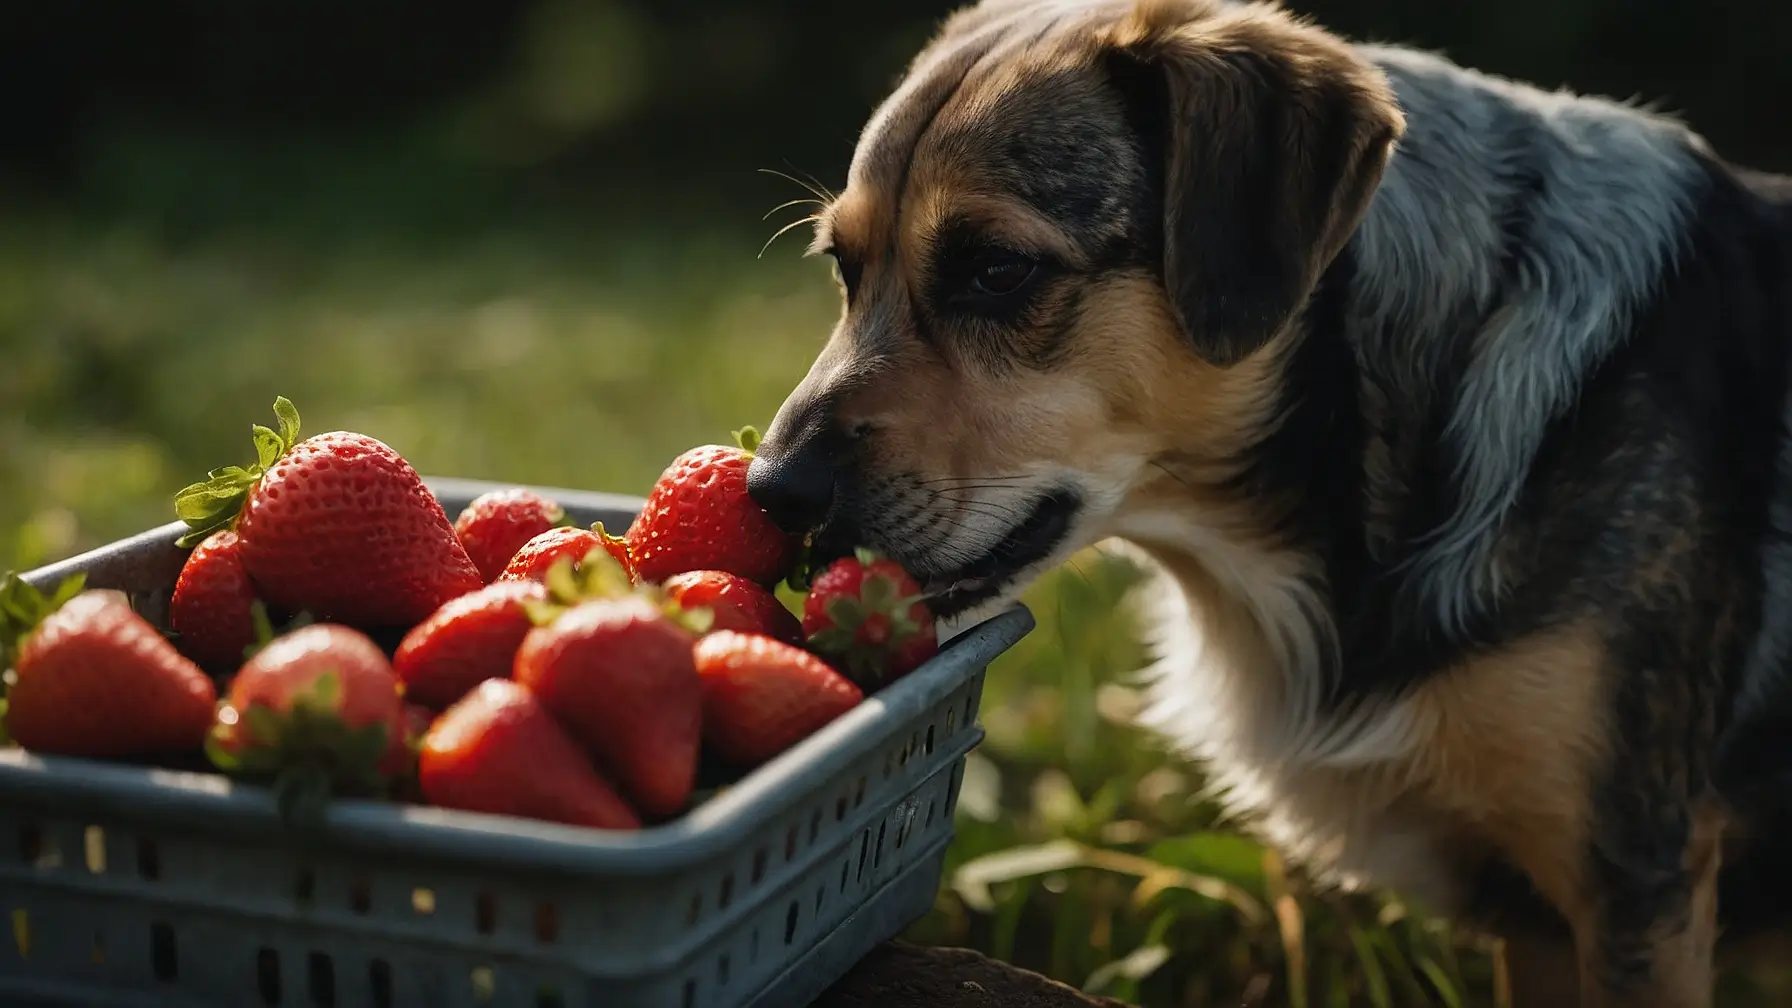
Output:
top-left (0, 399), bottom-right (940, 830)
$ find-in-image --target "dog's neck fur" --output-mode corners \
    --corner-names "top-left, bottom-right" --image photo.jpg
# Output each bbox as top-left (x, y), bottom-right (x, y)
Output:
top-left (1117, 44), bottom-right (1711, 860)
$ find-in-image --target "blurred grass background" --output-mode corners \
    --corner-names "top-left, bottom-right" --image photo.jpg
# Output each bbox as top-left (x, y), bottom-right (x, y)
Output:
top-left (6, 1), bottom-right (1792, 1004)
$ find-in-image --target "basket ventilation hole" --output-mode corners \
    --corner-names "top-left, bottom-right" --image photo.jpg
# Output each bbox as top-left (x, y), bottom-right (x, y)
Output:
top-left (856, 829), bottom-right (871, 883)
top-left (784, 826), bottom-right (798, 862)
top-left (151, 922), bottom-right (178, 982)
top-left (751, 848), bottom-right (767, 884)
top-left (412, 888), bottom-right (436, 916)
top-left (926, 801), bottom-right (936, 829)
top-left (814, 885), bottom-right (824, 915)
top-left (685, 893), bottom-right (702, 927)
top-left (20, 825), bottom-right (58, 870)
top-left (883, 751), bottom-right (895, 780)
top-left (350, 876), bottom-right (372, 914)
top-left (749, 927), bottom-right (760, 963)
top-left (470, 965), bottom-right (495, 1002)
top-left (719, 873), bottom-right (734, 909)
top-left (536, 988), bottom-right (565, 1008)
top-left (91, 931), bottom-right (105, 965)
top-left (925, 724), bottom-right (935, 756)
top-left (535, 902), bottom-right (560, 944)
top-left (834, 795), bottom-right (847, 822)
top-left (716, 953), bottom-right (730, 985)
top-left (946, 707), bottom-right (956, 733)
top-left (11, 909), bottom-right (29, 958)
top-left (854, 775), bottom-right (866, 808)
top-left (682, 979), bottom-right (696, 1008)
top-left (369, 959), bottom-right (393, 1008)
top-left (137, 838), bottom-right (160, 880)
top-left (838, 859), bottom-right (848, 894)
top-left (896, 815), bottom-right (908, 851)
top-left (783, 900), bottom-right (800, 945)
top-left (84, 825), bottom-right (106, 874)
top-left (293, 866), bottom-right (315, 906)
top-left (808, 809), bottom-right (821, 843)
top-left (963, 694), bottom-right (975, 724)
top-left (308, 951), bottom-right (335, 1007)
top-left (874, 821), bottom-right (888, 870)
top-left (257, 947), bottom-right (281, 1004)
top-left (475, 892), bottom-right (497, 935)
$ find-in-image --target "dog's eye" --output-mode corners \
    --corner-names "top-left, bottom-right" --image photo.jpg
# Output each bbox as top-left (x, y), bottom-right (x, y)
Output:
top-left (969, 254), bottom-right (1037, 297)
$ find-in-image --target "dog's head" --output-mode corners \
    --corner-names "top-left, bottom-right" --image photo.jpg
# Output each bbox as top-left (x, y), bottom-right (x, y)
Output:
top-left (749, 0), bottom-right (1403, 616)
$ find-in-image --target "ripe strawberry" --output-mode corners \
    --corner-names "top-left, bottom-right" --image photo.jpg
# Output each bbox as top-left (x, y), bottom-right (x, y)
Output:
top-left (208, 623), bottom-right (406, 820)
top-left (803, 549), bottom-right (938, 689)
top-left (174, 397), bottom-right (483, 628)
top-left (497, 524), bottom-right (633, 584)
top-left (513, 593), bottom-right (702, 819)
top-left (392, 579), bottom-right (547, 709)
top-left (454, 488), bottom-right (566, 583)
top-left (169, 529), bottom-right (259, 674)
top-left (3, 585), bottom-right (217, 757)
top-left (663, 570), bottom-right (803, 645)
top-left (419, 679), bottom-right (640, 830)
top-left (627, 427), bottom-right (796, 585)
top-left (693, 631), bottom-right (862, 765)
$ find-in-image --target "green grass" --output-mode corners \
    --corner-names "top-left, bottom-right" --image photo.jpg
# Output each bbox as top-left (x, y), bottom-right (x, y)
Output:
top-left (6, 208), bottom-right (1791, 1007)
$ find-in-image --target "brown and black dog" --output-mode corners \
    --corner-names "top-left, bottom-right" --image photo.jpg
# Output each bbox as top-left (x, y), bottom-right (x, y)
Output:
top-left (744, 1), bottom-right (1792, 1004)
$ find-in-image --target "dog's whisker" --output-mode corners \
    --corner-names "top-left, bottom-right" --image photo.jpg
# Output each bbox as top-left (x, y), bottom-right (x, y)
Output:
top-left (762, 198), bottom-right (825, 222)
top-left (758, 214), bottom-right (823, 259)
top-left (757, 167), bottom-right (835, 204)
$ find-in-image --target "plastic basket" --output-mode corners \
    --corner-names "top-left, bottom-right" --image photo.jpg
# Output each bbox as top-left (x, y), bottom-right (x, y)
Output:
top-left (0, 478), bottom-right (1034, 1008)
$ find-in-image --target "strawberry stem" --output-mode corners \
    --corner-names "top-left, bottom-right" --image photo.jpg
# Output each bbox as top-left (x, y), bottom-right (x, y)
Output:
top-left (174, 396), bottom-right (303, 549)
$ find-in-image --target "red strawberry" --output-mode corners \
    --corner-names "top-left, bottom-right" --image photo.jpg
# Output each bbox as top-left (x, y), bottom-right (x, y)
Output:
top-left (454, 488), bottom-right (566, 583)
top-left (663, 570), bottom-right (803, 645)
top-left (3, 584), bottom-right (217, 757)
top-left (173, 397), bottom-right (483, 628)
top-left (513, 594), bottom-right (702, 819)
top-left (627, 428), bottom-right (796, 585)
top-left (497, 524), bottom-right (633, 584)
top-left (392, 579), bottom-right (547, 709)
top-left (693, 631), bottom-right (862, 765)
top-left (169, 529), bottom-right (259, 674)
top-left (419, 679), bottom-right (640, 830)
top-left (803, 549), bottom-right (938, 689)
top-left (208, 623), bottom-right (406, 820)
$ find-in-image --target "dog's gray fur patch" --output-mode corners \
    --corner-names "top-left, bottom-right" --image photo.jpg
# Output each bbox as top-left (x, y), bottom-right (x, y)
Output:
top-left (1347, 47), bottom-right (1705, 633)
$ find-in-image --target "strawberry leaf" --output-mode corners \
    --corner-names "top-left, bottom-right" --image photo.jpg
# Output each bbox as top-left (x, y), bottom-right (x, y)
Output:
top-left (853, 547), bottom-right (880, 567)
top-left (807, 626), bottom-right (857, 655)
top-left (174, 397), bottom-right (304, 548)
top-left (243, 704), bottom-right (285, 748)
top-left (0, 698), bottom-right (11, 747)
top-left (0, 572), bottom-right (85, 676)
top-left (825, 595), bottom-right (868, 629)
top-left (663, 602), bottom-right (715, 637)
top-left (733, 425), bottom-right (763, 455)
top-left (520, 598), bottom-right (565, 628)
top-left (860, 572), bottom-right (895, 610)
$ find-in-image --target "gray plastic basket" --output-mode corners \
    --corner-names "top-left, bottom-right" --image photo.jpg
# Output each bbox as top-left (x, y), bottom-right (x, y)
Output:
top-left (0, 478), bottom-right (1033, 1008)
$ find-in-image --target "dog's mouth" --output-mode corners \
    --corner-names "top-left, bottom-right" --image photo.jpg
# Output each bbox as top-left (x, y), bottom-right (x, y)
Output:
top-left (911, 489), bottom-right (1082, 617)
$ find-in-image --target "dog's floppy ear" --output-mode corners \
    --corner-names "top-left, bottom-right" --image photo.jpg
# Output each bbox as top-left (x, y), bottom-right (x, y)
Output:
top-left (1102, 2), bottom-right (1404, 365)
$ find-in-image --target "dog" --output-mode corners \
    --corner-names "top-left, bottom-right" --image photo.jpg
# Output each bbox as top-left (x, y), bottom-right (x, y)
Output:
top-left (743, 0), bottom-right (1792, 1004)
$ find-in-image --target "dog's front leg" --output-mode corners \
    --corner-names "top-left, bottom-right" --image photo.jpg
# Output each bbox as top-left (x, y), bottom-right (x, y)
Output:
top-left (1569, 797), bottom-right (1724, 1008)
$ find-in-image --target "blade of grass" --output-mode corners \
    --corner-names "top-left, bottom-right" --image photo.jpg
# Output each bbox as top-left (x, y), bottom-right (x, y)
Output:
top-left (1264, 849), bottom-right (1308, 1008)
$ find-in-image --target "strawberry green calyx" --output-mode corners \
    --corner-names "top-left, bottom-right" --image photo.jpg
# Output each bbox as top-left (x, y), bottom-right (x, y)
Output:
top-left (732, 425), bottom-right (763, 456)
top-left (806, 550), bottom-right (928, 682)
top-left (174, 396), bottom-right (302, 548)
top-left (205, 670), bottom-right (390, 827)
top-left (0, 572), bottom-right (87, 675)
top-left (521, 545), bottom-right (637, 627)
top-left (239, 600), bottom-right (314, 663)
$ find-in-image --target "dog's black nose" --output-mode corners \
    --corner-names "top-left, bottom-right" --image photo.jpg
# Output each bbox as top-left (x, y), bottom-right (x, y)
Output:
top-left (747, 431), bottom-right (838, 535)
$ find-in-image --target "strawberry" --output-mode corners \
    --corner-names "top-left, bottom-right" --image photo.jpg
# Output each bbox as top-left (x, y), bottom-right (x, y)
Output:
top-left (513, 592), bottom-right (703, 819)
top-left (627, 427), bottom-right (796, 586)
top-left (174, 397), bottom-right (483, 628)
top-left (169, 529), bottom-right (259, 674)
top-left (454, 488), bottom-right (566, 583)
top-left (392, 579), bottom-right (547, 709)
top-left (3, 584), bottom-right (217, 758)
top-left (497, 524), bottom-right (633, 584)
top-left (419, 679), bottom-right (640, 830)
top-left (693, 631), bottom-right (863, 765)
top-left (803, 548), bottom-right (938, 690)
top-left (208, 623), bottom-right (406, 821)
top-left (663, 570), bottom-right (803, 645)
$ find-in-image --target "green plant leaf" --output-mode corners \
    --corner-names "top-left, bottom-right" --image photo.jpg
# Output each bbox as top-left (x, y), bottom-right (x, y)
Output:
top-left (951, 839), bottom-right (1084, 914)
top-left (1083, 943), bottom-right (1170, 996)
top-left (1349, 927), bottom-right (1393, 1008)
top-left (1146, 831), bottom-right (1269, 897)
